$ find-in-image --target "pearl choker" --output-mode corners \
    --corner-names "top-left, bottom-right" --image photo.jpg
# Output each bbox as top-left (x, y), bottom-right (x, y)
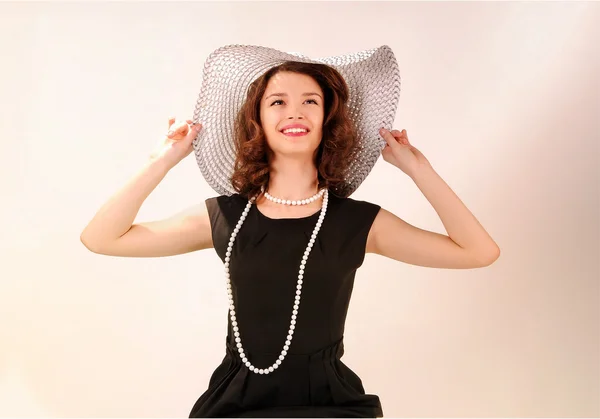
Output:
top-left (264, 188), bottom-right (325, 206)
top-left (224, 188), bottom-right (329, 375)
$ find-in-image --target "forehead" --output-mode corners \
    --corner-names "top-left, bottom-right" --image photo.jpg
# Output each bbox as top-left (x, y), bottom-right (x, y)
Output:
top-left (264, 71), bottom-right (321, 93)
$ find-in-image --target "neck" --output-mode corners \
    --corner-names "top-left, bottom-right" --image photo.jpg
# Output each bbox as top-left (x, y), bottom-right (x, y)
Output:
top-left (266, 157), bottom-right (320, 200)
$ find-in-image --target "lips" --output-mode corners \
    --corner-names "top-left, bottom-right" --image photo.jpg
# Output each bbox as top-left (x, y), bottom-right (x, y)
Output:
top-left (280, 123), bottom-right (310, 133)
top-left (281, 130), bottom-right (309, 137)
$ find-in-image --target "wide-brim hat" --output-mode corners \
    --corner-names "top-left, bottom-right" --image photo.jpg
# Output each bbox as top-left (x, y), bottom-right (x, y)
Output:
top-left (191, 44), bottom-right (401, 198)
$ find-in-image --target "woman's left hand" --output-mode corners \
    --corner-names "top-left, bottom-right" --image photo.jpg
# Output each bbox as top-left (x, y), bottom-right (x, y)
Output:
top-left (380, 128), bottom-right (431, 178)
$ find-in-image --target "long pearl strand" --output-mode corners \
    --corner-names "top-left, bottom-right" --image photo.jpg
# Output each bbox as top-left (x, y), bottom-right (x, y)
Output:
top-left (264, 188), bottom-right (326, 206)
top-left (224, 188), bottom-right (329, 375)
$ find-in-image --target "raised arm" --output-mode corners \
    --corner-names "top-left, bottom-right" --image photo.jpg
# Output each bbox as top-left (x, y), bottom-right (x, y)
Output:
top-left (80, 118), bottom-right (212, 257)
top-left (366, 128), bottom-right (500, 269)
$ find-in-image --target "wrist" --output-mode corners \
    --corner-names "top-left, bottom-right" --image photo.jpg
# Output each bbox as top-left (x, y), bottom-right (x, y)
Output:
top-left (145, 156), bottom-right (173, 176)
top-left (408, 162), bottom-right (434, 181)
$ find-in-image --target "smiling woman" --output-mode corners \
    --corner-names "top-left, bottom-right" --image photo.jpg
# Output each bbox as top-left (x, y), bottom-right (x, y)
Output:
top-left (80, 44), bottom-right (499, 419)
top-left (231, 61), bottom-right (360, 201)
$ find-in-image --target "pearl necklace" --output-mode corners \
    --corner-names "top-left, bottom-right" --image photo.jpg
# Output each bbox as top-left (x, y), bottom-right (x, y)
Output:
top-left (224, 188), bottom-right (329, 375)
top-left (264, 188), bottom-right (325, 206)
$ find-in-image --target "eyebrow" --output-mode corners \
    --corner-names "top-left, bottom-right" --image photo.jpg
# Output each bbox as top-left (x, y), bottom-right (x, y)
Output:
top-left (264, 92), bottom-right (323, 101)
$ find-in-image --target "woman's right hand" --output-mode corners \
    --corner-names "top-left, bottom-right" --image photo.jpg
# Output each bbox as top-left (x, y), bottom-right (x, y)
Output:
top-left (149, 117), bottom-right (203, 169)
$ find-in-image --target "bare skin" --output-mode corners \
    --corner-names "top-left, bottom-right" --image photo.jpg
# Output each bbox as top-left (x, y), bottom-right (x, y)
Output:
top-left (80, 117), bottom-right (212, 257)
top-left (81, 71), bottom-right (499, 268)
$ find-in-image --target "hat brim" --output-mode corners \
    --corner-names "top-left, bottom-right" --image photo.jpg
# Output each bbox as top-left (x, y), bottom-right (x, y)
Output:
top-left (192, 44), bottom-right (401, 197)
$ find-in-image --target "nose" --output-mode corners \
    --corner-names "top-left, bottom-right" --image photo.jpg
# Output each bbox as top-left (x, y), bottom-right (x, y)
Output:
top-left (287, 104), bottom-right (305, 120)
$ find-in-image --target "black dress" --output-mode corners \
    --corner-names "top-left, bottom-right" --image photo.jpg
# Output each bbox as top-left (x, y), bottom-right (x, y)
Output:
top-left (188, 192), bottom-right (384, 418)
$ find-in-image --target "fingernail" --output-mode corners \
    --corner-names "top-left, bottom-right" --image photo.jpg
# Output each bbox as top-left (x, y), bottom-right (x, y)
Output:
top-left (167, 130), bottom-right (174, 137)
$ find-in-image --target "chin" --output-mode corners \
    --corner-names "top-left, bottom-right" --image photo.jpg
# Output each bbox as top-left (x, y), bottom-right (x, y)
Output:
top-left (269, 134), bottom-right (319, 153)
top-left (276, 146), bottom-right (315, 157)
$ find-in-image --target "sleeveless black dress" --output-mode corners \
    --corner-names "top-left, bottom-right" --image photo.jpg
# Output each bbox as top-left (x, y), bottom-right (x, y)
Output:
top-left (188, 192), bottom-right (384, 418)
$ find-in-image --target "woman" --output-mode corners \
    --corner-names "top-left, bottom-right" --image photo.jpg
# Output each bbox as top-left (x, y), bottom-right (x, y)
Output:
top-left (81, 57), bottom-right (500, 417)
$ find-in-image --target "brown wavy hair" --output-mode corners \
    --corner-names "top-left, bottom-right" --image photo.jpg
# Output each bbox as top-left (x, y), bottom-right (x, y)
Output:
top-left (230, 61), bottom-right (360, 199)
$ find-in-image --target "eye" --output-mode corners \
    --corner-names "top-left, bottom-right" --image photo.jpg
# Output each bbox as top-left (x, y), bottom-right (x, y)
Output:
top-left (270, 99), bottom-right (319, 106)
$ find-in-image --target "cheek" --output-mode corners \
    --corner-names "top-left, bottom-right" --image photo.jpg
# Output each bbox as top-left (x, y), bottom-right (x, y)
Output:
top-left (261, 112), bottom-right (278, 132)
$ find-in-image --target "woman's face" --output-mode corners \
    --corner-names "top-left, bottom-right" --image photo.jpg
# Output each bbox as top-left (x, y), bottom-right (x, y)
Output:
top-left (259, 71), bottom-right (325, 160)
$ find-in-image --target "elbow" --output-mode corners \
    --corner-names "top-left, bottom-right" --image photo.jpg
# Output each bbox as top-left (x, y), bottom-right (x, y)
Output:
top-left (80, 231), bottom-right (104, 254)
top-left (80, 232), bottom-right (96, 253)
top-left (477, 246), bottom-right (500, 267)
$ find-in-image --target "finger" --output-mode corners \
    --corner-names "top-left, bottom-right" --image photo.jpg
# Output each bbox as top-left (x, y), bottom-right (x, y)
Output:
top-left (188, 120), bottom-right (205, 130)
top-left (168, 121), bottom-right (190, 138)
top-left (391, 129), bottom-right (409, 144)
top-left (192, 122), bottom-right (202, 133)
top-left (177, 120), bottom-right (190, 134)
top-left (380, 128), bottom-right (401, 150)
top-left (167, 117), bottom-right (178, 137)
top-left (186, 122), bottom-right (202, 134)
top-left (182, 119), bottom-right (194, 134)
top-left (391, 130), bottom-right (404, 142)
top-left (187, 119), bottom-right (201, 132)
top-left (183, 122), bottom-right (203, 145)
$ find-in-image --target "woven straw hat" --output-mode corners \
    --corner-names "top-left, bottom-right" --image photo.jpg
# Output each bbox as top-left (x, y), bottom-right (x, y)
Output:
top-left (191, 44), bottom-right (401, 197)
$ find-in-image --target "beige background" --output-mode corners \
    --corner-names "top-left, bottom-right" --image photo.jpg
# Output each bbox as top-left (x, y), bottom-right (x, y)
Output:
top-left (1, 1), bottom-right (598, 417)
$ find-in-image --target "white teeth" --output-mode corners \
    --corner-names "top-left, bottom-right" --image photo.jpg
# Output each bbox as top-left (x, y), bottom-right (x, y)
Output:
top-left (282, 128), bottom-right (307, 134)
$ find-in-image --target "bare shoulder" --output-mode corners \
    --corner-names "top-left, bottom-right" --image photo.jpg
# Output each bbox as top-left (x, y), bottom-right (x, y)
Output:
top-left (83, 201), bottom-right (214, 258)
